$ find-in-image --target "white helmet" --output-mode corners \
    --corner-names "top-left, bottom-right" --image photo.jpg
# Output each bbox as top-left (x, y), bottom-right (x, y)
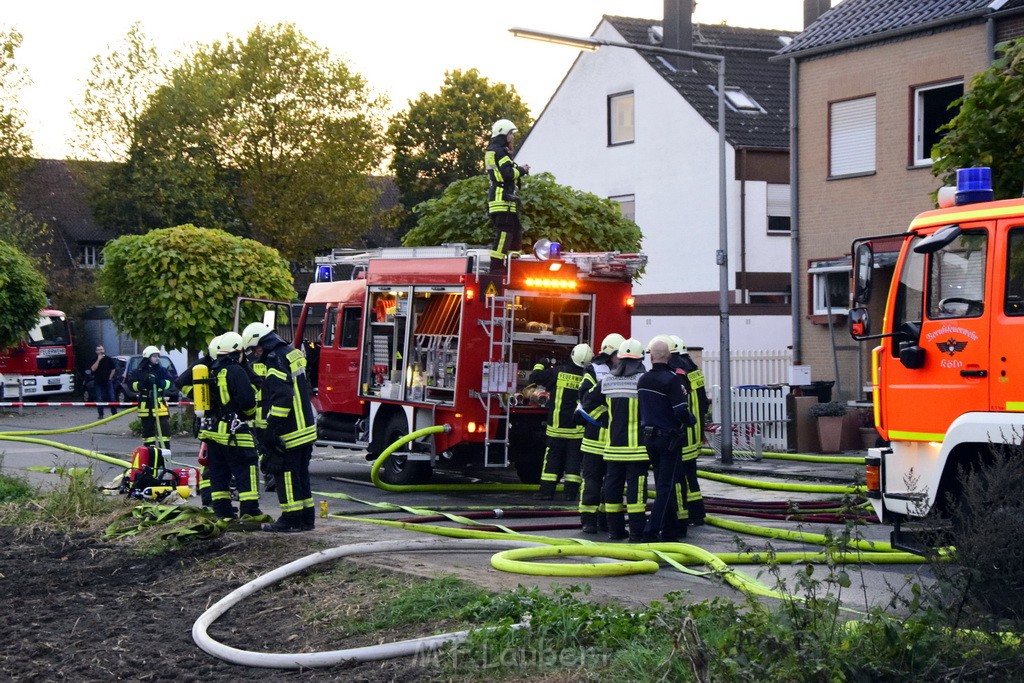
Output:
top-left (570, 343), bottom-right (594, 368)
top-left (617, 338), bottom-right (644, 360)
top-left (216, 332), bottom-right (244, 356)
top-left (669, 335), bottom-right (687, 354)
top-left (207, 335), bottom-right (221, 359)
top-left (645, 335), bottom-right (672, 353)
top-left (142, 345), bottom-right (160, 359)
top-left (600, 333), bottom-right (626, 355)
top-left (491, 118), bottom-right (518, 138)
top-left (241, 321), bottom-right (273, 350)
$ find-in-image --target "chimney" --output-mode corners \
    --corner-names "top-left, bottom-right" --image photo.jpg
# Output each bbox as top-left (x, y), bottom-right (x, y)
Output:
top-left (663, 0), bottom-right (694, 70)
top-left (804, 0), bottom-right (831, 28)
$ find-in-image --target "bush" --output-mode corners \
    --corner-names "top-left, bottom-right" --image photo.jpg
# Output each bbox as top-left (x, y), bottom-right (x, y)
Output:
top-left (809, 401), bottom-right (847, 418)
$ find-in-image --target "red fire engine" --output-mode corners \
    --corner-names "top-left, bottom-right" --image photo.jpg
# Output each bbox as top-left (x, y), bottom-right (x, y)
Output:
top-left (0, 308), bottom-right (76, 398)
top-left (272, 244), bottom-right (643, 484)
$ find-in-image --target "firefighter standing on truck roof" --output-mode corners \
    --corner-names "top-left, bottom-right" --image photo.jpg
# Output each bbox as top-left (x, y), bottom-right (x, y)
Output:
top-left (201, 332), bottom-right (264, 521)
top-left (576, 333), bottom-right (624, 534)
top-left (174, 336), bottom-right (220, 507)
top-left (241, 321), bottom-right (317, 533)
top-left (132, 345), bottom-right (172, 467)
top-left (669, 335), bottom-right (709, 525)
top-left (486, 118), bottom-right (529, 273)
top-left (528, 343), bottom-right (593, 501)
top-left (582, 338), bottom-right (649, 542)
top-left (639, 337), bottom-right (696, 542)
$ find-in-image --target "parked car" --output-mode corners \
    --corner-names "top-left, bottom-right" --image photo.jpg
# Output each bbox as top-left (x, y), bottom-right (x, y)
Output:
top-left (114, 354), bottom-right (181, 403)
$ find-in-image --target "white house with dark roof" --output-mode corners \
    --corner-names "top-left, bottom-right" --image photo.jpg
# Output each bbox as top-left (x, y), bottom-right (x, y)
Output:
top-left (517, 0), bottom-right (797, 356)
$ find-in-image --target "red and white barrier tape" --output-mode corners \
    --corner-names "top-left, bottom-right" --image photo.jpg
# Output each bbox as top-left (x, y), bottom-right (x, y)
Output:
top-left (0, 401), bottom-right (193, 407)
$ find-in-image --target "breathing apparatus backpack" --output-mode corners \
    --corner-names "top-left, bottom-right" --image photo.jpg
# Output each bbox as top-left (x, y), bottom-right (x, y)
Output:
top-left (120, 446), bottom-right (198, 501)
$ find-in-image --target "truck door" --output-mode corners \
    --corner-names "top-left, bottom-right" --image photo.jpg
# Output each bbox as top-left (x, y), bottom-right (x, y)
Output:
top-left (883, 227), bottom-right (990, 441)
top-left (317, 305), bottom-right (363, 415)
top-left (989, 223), bottom-right (1024, 413)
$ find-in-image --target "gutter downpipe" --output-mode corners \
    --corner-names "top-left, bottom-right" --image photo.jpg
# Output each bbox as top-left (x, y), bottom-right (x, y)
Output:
top-left (987, 16), bottom-right (995, 61)
top-left (789, 56), bottom-right (801, 365)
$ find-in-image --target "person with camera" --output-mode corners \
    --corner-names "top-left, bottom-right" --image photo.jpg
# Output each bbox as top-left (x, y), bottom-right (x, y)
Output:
top-left (90, 346), bottom-right (118, 419)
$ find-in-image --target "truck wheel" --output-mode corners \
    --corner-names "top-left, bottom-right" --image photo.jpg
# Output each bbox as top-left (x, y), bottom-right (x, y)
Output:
top-left (379, 413), bottom-right (432, 485)
top-left (514, 457), bottom-right (543, 484)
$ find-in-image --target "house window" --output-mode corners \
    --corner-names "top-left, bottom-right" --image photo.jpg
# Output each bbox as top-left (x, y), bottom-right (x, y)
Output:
top-left (81, 245), bottom-right (102, 268)
top-left (811, 267), bottom-right (850, 315)
top-left (829, 96), bottom-right (876, 177)
top-left (912, 80), bottom-right (963, 166)
top-left (608, 92), bottom-right (634, 146)
top-left (724, 87), bottom-right (763, 113)
top-left (609, 194), bottom-right (635, 221)
top-left (766, 184), bottom-right (790, 235)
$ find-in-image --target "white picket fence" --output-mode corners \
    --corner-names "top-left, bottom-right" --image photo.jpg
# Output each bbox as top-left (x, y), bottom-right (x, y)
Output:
top-left (701, 349), bottom-right (792, 387)
top-left (709, 384), bottom-right (790, 454)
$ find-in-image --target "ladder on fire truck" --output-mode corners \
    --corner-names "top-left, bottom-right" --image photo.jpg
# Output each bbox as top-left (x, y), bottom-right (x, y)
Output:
top-left (477, 292), bottom-right (516, 467)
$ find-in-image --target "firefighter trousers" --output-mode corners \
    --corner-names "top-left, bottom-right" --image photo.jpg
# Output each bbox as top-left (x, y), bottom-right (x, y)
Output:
top-left (207, 442), bottom-right (262, 519)
top-left (645, 435), bottom-right (688, 539)
top-left (579, 449), bottom-right (607, 527)
top-left (141, 415), bottom-right (171, 453)
top-left (603, 459), bottom-right (648, 538)
top-left (489, 212), bottom-right (523, 270)
top-left (680, 449), bottom-right (706, 524)
top-left (538, 436), bottom-right (582, 499)
top-left (272, 444), bottom-right (314, 528)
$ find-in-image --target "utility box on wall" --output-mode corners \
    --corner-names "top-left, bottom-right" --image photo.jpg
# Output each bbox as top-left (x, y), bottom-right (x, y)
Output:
top-left (788, 364), bottom-right (811, 386)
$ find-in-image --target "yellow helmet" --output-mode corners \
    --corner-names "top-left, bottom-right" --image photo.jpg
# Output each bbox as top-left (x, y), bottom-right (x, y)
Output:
top-left (216, 332), bottom-right (244, 356)
top-left (617, 338), bottom-right (644, 359)
top-left (571, 343), bottom-right (594, 368)
top-left (142, 345), bottom-right (160, 358)
top-left (600, 333), bottom-right (626, 355)
top-left (241, 321), bottom-right (273, 350)
top-left (491, 118), bottom-right (518, 138)
top-left (669, 335), bottom-right (687, 354)
top-left (206, 335), bottom-right (221, 359)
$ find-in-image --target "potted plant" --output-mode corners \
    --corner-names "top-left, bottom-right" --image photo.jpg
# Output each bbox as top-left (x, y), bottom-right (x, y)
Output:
top-left (808, 400), bottom-right (847, 453)
top-left (856, 407), bottom-right (880, 450)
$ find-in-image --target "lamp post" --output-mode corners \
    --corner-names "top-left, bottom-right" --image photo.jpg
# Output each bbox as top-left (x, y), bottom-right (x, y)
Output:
top-left (510, 27), bottom-right (734, 463)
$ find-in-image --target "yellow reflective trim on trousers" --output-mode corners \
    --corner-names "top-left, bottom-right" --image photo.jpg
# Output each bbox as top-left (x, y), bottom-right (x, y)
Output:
top-left (281, 472), bottom-right (302, 513)
top-left (629, 400), bottom-right (639, 448)
top-left (238, 465), bottom-right (259, 501)
top-left (546, 426), bottom-right (584, 438)
top-left (888, 430), bottom-right (945, 442)
top-left (674, 483), bottom-right (689, 520)
top-left (1008, 402), bottom-right (1024, 411)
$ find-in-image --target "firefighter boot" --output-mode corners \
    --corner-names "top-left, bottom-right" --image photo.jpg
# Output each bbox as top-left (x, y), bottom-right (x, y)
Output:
top-left (580, 512), bottom-right (599, 535)
top-left (597, 511), bottom-right (609, 532)
top-left (301, 506), bottom-right (316, 531)
top-left (606, 512), bottom-right (628, 541)
top-left (562, 482), bottom-right (580, 503)
top-left (628, 513), bottom-right (648, 543)
top-left (263, 512), bottom-right (305, 533)
top-left (534, 481), bottom-right (557, 501)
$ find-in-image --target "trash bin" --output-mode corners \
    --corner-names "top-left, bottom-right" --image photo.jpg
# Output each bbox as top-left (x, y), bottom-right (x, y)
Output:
top-left (793, 380), bottom-right (834, 403)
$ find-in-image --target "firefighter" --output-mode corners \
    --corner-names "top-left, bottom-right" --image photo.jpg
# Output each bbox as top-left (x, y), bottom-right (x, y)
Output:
top-left (528, 343), bottom-right (593, 501)
top-left (669, 335), bottom-right (709, 525)
top-left (486, 118), bottom-right (529, 272)
top-left (239, 328), bottom-right (275, 494)
top-left (582, 338), bottom-right (648, 542)
top-left (131, 345), bottom-right (172, 467)
top-left (577, 332), bottom-right (624, 534)
top-left (201, 332), bottom-right (264, 521)
top-left (174, 336), bottom-right (220, 507)
top-left (241, 321), bottom-right (317, 533)
top-left (639, 337), bottom-right (696, 542)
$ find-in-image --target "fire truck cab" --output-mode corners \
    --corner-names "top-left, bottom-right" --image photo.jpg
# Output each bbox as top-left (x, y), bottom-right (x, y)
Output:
top-left (850, 168), bottom-right (1024, 545)
top-left (0, 308), bottom-right (76, 398)
top-left (291, 243), bottom-right (644, 484)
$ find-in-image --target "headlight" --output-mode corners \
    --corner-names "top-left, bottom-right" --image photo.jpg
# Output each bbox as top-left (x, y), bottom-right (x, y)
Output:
top-left (23, 378), bottom-right (37, 387)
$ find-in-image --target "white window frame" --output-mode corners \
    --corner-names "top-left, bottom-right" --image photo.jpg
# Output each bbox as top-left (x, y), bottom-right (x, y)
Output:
top-left (82, 245), bottom-right (101, 269)
top-left (766, 183), bottom-right (791, 235)
top-left (810, 266), bottom-right (851, 315)
top-left (829, 96), bottom-right (876, 177)
top-left (913, 80), bottom-right (963, 166)
top-left (608, 91), bottom-right (635, 146)
top-left (609, 194), bottom-right (635, 222)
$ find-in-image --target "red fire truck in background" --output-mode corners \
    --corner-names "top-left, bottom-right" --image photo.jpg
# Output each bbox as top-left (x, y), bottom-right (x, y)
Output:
top-left (0, 308), bottom-right (76, 398)
top-left (245, 243), bottom-right (644, 484)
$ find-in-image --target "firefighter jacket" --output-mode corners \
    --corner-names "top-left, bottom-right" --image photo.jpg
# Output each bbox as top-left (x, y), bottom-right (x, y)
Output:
top-left (245, 358), bottom-right (268, 430)
top-left (131, 361), bottom-right (172, 418)
top-left (578, 354), bottom-right (612, 454)
top-left (581, 360), bottom-right (646, 461)
top-left (259, 338), bottom-right (317, 450)
top-left (485, 136), bottom-right (527, 215)
top-left (638, 362), bottom-right (693, 432)
top-left (669, 353), bottom-right (707, 459)
top-left (198, 357), bottom-right (258, 448)
top-left (529, 361), bottom-right (586, 439)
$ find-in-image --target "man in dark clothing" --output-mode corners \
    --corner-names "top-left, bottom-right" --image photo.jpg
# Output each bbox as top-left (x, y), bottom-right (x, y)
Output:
top-left (669, 335), bottom-right (710, 525)
top-left (528, 343), bottom-right (593, 501)
top-left (486, 118), bottom-right (529, 273)
top-left (639, 337), bottom-right (697, 542)
top-left (90, 346), bottom-right (117, 418)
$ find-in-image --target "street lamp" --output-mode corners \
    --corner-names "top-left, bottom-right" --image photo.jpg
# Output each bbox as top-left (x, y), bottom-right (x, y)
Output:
top-left (510, 26), bottom-right (734, 463)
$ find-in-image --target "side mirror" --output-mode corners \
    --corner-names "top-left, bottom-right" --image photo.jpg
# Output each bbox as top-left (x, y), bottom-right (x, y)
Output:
top-left (854, 243), bottom-right (873, 304)
top-left (849, 307), bottom-right (870, 339)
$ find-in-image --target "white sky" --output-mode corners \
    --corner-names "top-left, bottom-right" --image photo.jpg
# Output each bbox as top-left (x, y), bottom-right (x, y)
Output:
top-left (3, 1), bottom-right (806, 159)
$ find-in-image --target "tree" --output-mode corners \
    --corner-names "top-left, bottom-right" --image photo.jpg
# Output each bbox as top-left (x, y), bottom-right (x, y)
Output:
top-left (933, 38), bottom-right (1024, 199)
top-left (0, 239), bottom-right (47, 350)
top-left (0, 28), bottom-right (32, 194)
top-left (403, 172), bottom-right (643, 255)
top-left (99, 23), bottom-right (388, 263)
top-left (0, 192), bottom-right (54, 272)
top-left (97, 225), bottom-right (294, 358)
top-left (387, 69), bottom-right (532, 228)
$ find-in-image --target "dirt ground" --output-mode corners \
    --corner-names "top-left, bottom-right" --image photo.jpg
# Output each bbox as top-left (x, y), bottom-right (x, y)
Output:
top-left (0, 524), bottom-right (445, 682)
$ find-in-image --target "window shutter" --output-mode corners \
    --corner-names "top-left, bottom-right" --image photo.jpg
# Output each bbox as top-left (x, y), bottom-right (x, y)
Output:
top-left (766, 184), bottom-right (790, 217)
top-left (830, 96), bottom-right (876, 176)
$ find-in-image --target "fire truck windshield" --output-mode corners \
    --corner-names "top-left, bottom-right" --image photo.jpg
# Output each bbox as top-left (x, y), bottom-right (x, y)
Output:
top-left (26, 315), bottom-right (69, 347)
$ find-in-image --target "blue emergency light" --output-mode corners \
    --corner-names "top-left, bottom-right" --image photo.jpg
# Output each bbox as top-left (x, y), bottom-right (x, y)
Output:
top-left (956, 167), bottom-right (994, 205)
top-left (315, 264), bottom-right (333, 282)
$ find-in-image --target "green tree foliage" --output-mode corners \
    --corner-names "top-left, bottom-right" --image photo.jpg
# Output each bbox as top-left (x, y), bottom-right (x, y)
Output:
top-left (96, 23), bottom-right (387, 264)
top-left (0, 28), bottom-right (32, 194)
top-left (97, 225), bottom-right (294, 355)
top-left (933, 38), bottom-right (1024, 199)
top-left (387, 69), bottom-right (531, 227)
top-left (0, 239), bottom-right (47, 350)
top-left (403, 172), bottom-right (643, 255)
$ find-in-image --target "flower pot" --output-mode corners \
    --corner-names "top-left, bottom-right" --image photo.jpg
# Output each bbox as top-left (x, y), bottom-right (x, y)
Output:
top-left (859, 426), bottom-right (880, 450)
top-left (816, 415), bottom-right (844, 453)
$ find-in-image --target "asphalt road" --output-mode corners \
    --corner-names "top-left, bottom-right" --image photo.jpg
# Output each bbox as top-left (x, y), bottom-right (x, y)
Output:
top-left (0, 405), bottom-right (933, 611)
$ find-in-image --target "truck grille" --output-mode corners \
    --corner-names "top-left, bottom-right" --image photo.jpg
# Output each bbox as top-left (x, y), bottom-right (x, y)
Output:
top-left (37, 355), bottom-right (67, 370)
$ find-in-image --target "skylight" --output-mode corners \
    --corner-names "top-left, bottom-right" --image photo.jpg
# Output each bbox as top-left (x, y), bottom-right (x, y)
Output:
top-left (724, 87), bottom-right (763, 113)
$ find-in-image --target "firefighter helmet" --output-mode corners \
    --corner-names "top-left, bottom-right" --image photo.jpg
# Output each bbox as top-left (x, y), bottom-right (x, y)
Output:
top-left (142, 345), bottom-right (160, 359)
top-left (617, 338), bottom-right (644, 359)
top-left (600, 333), bottom-right (626, 355)
top-left (216, 332), bottom-right (244, 356)
top-left (206, 335), bottom-right (221, 359)
top-left (669, 335), bottom-right (687, 354)
top-left (491, 119), bottom-right (518, 138)
top-left (570, 343), bottom-right (594, 368)
top-left (241, 321), bottom-right (273, 350)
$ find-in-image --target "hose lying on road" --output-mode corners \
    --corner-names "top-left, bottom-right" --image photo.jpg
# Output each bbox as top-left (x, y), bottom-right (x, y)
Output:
top-left (0, 411), bottom-right (135, 469)
top-left (192, 539), bottom-right (536, 669)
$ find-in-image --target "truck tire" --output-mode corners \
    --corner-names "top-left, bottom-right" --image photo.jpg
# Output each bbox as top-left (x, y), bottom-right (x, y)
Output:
top-left (514, 457), bottom-right (543, 484)
top-left (379, 413), bottom-right (432, 485)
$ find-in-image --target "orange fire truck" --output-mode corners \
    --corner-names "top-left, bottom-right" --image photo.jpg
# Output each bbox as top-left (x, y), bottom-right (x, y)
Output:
top-left (849, 167), bottom-right (1024, 547)
top-left (268, 244), bottom-right (644, 484)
